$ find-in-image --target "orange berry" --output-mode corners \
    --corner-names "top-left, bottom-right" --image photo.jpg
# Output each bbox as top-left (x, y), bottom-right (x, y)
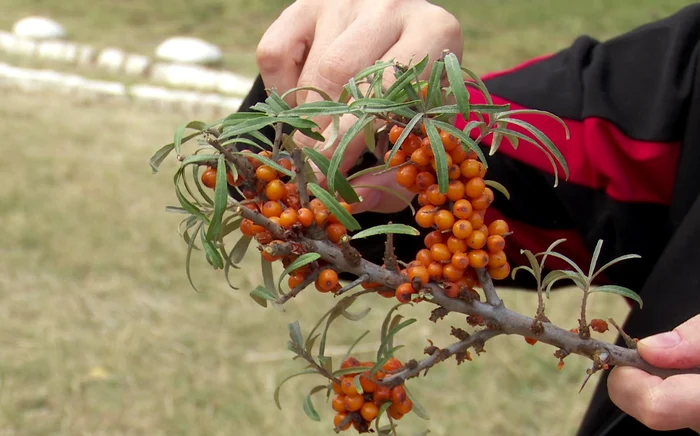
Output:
top-left (434, 210), bottom-right (456, 231)
top-left (297, 208), bottom-right (314, 227)
top-left (384, 149), bottom-right (407, 168)
top-left (468, 211), bottom-right (485, 229)
top-left (326, 223), bottom-right (347, 243)
top-left (382, 357), bottom-right (402, 372)
top-left (488, 262), bottom-right (511, 280)
top-left (424, 262), bottom-right (442, 281)
top-left (415, 171), bottom-right (436, 191)
top-left (478, 224), bottom-right (490, 237)
top-left (373, 385), bottom-right (391, 404)
top-left (452, 220), bottom-right (473, 239)
top-left (276, 157), bottom-right (292, 173)
top-left (440, 130), bottom-right (460, 151)
top-left (240, 219), bottom-right (264, 236)
top-left (287, 272), bottom-right (306, 290)
top-left (488, 219), bottom-right (510, 236)
top-left (417, 191), bottom-right (430, 206)
top-left (276, 208), bottom-right (297, 228)
top-left (340, 376), bottom-right (358, 396)
top-left (402, 134), bottom-right (423, 155)
top-left (446, 180), bottom-right (465, 202)
top-left (423, 230), bottom-right (444, 248)
top-left (460, 159), bottom-right (481, 179)
top-left (415, 205), bottom-right (437, 228)
top-left (255, 230), bottom-right (273, 245)
top-left (388, 125), bottom-right (404, 144)
top-left (410, 147), bottom-right (431, 167)
top-left (395, 282), bottom-right (415, 303)
top-left (453, 199), bottom-right (473, 220)
top-left (467, 230), bottom-right (487, 249)
top-left (316, 269), bottom-right (339, 292)
top-left (388, 403), bottom-right (404, 420)
top-left (472, 188), bottom-right (494, 210)
top-left (359, 373), bottom-right (378, 393)
top-left (309, 198), bottom-right (325, 213)
top-left (226, 170), bottom-right (241, 186)
top-left (486, 235), bottom-right (506, 252)
top-left (332, 394), bottom-right (347, 412)
top-left (332, 381), bottom-right (343, 394)
top-left (444, 281), bottom-right (460, 298)
top-left (468, 250), bottom-right (490, 268)
top-left (451, 252), bottom-right (470, 269)
top-left (448, 164), bottom-right (462, 180)
top-left (344, 393), bottom-right (364, 412)
top-left (334, 412), bottom-right (351, 431)
top-left (450, 145), bottom-right (469, 165)
top-left (407, 265), bottom-right (429, 286)
top-left (465, 177), bottom-right (486, 198)
top-left (396, 398), bottom-right (413, 415)
top-left (443, 264), bottom-right (464, 281)
top-left (416, 248), bottom-right (433, 267)
top-left (525, 337), bottom-right (538, 345)
top-left (391, 385), bottom-right (408, 404)
top-left (314, 209), bottom-right (330, 227)
top-left (255, 165), bottom-right (278, 182)
top-left (430, 243), bottom-right (452, 262)
top-left (340, 356), bottom-right (360, 370)
top-left (360, 402), bottom-right (379, 421)
top-left (426, 184), bottom-right (447, 206)
top-left (431, 153), bottom-right (453, 173)
top-left (488, 251), bottom-right (508, 268)
top-left (261, 250), bottom-right (280, 262)
top-left (447, 235), bottom-right (467, 254)
top-left (201, 167), bottom-right (217, 189)
top-left (265, 179), bottom-right (286, 201)
top-left (396, 165), bottom-right (419, 188)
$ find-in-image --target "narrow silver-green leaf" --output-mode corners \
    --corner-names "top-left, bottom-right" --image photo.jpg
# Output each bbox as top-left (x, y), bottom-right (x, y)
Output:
top-left (423, 118), bottom-right (449, 193)
top-left (535, 250), bottom-right (586, 279)
top-left (404, 385), bottom-right (430, 420)
top-left (206, 155), bottom-right (229, 241)
top-left (384, 55), bottom-right (430, 101)
top-left (500, 118), bottom-right (569, 180)
top-left (261, 255), bottom-right (278, 296)
top-left (352, 224), bottom-right (420, 240)
top-left (443, 53), bottom-right (470, 120)
top-left (307, 183), bottom-right (361, 231)
top-left (232, 151), bottom-right (294, 178)
top-left (342, 330), bottom-right (371, 363)
top-left (281, 85), bottom-right (332, 102)
top-left (277, 253), bottom-right (321, 290)
top-left (432, 120), bottom-right (488, 167)
top-left (511, 265), bottom-right (535, 281)
top-left (273, 369), bottom-right (318, 410)
top-left (591, 254), bottom-right (642, 282)
top-left (200, 225), bottom-right (224, 269)
top-left (149, 142), bottom-right (175, 173)
top-left (174, 120), bottom-right (208, 155)
top-left (288, 321), bottom-right (304, 348)
top-left (230, 235), bottom-right (253, 265)
top-left (588, 239), bottom-right (604, 280)
top-left (484, 180), bottom-right (510, 200)
top-left (327, 114), bottom-right (373, 196)
top-left (426, 59), bottom-right (444, 109)
top-left (379, 318), bottom-right (416, 360)
top-left (184, 221), bottom-right (204, 293)
top-left (384, 112), bottom-right (423, 170)
top-left (353, 374), bottom-right (364, 395)
top-left (590, 285), bottom-right (643, 309)
top-left (461, 66), bottom-right (493, 105)
top-left (278, 101), bottom-right (351, 117)
top-left (342, 306), bottom-right (372, 322)
top-left (364, 120), bottom-right (376, 153)
top-left (249, 285), bottom-right (277, 306)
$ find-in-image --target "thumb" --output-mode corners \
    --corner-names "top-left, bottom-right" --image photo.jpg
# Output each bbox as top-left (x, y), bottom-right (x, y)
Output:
top-left (637, 314), bottom-right (700, 369)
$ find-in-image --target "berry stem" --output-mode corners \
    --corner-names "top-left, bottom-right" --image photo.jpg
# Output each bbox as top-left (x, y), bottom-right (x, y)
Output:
top-left (204, 128), bottom-right (256, 189)
top-left (271, 122), bottom-right (284, 162)
top-left (475, 267), bottom-right (503, 308)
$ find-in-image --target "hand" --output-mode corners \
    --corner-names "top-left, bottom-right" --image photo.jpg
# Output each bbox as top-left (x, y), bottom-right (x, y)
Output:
top-left (608, 314), bottom-right (700, 432)
top-left (256, 0), bottom-right (464, 213)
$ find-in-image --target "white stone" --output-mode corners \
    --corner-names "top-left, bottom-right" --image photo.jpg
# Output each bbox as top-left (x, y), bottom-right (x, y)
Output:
top-left (37, 40), bottom-right (78, 62)
top-left (0, 31), bottom-right (18, 51)
top-left (154, 36), bottom-right (222, 64)
top-left (123, 54), bottom-right (150, 76)
top-left (6, 37), bottom-right (37, 56)
top-left (76, 45), bottom-right (96, 66)
top-left (149, 63), bottom-right (206, 88)
top-left (216, 71), bottom-right (254, 96)
top-left (96, 47), bottom-right (126, 73)
top-left (13, 16), bottom-right (66, 40)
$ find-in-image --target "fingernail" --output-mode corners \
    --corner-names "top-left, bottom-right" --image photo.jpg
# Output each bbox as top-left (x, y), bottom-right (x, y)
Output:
top-left (639, 331), bottom-right (681, 349)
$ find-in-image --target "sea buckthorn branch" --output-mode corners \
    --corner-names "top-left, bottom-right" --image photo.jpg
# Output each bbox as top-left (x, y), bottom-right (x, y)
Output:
top-left (203, 127), bottom-right (256, 188)
top-left (476, 266), bottom-right (503, 308)
top-left (234, 201), bottom-right (700, 380)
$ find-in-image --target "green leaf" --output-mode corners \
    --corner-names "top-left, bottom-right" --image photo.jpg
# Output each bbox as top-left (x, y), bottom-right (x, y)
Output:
top-left (443, 53), bottom-right (470, 120)
top-left (590, 285), bottom-right (643, 309)
top-left (174, 170), bottom-right (208, 222)
top-left (520, 249), bottom-right (541, 282)
top-left (165, 206), bottom-right (190, 214)
top-left (384, 112), bottom-right (423, 170)
top-left (281, 85), bottom-right (332, 102)
top-left (484, 180), bottom-right (510, 200)
top-left (327, 114), bottom-right (374, 196)
top-left (220, 116), bottom-right (319, 139)
top-left (288, 321), bottom-right (304, 348)
top-left (384, 55), bottom-right (430, 101)
top-left (379, 318), bottom-right (416, 361)
top-left (461, 65), bottom-right (493, 105)
top-left (425, 59), bottom-right (444, 109)
top-left (349, 98), bottom-right (420, 113)
top-left (342, 307), bottom-right (372, 322)
top-left (279, 101), bottom-right (351, 117)
top-left (423, 118), bottom-right (449, 193)
top-left (353, 374), bottom-right (364, 395)
top-left (375, 401), bottom-right (394, 433)
top-left (205, 155), bottom-right (229, 241)
top-left (511, 265), bottom-right (535, 281)
top-left (591, 253), bottom-right (642, 282)
top-left (425, 103), bottom-right (510, 116)
top-left (352, 224), bottom-right (420, 240)
top-left (302, 391), bottom-right (321, 422)
top-left (174, 120), bottom-right (208, 155)
top-left (273, 369), bottom-right (318, 409)
top-left (200, 225), bottom-right (224, 269)
top-left (370, 345), bottom-right (405, 378)
top-left (354, 59), bottom-right (396, 82)
top-left (588, 239), bottom-right (604, 280)
top-left (332, 365), bottom-right (371, 377)
top-left (232, 151), bottom-right (294, 178)
top-left (342, 330), bottom-right (371, 363)
top-left (404, 385), bottom-right (430, 420)
top-left (432, 120), bottom-right (488, 167)
top-left (230, 235), bottom-right (253, 265)
top-left (184, 221), bottom-right (204, 293)
top-left (190, 164), bottom-right (214, 206)
top-left (379, 304), bottom-right (404, 359)
top-left (277, 253), bottom-right (321, 290)
top-left (543, 270), bottom-right (585, 298)
top-left (535, 250), bottom-right (586, 279)
top-left (307, 183), bottom-right (362, 231)
top-left (499, 118), bottom-right (569, 182)
top-left (261, 255), bottom-right (278, 296)
top-left (149, 142), bottom-right (174, 173)
top-left (250, 285), bottom-right (277, 307)
top-left (364, 120), bottom-right (376, 153)
top-left (265, 91), bottom-right (291, 113)
top-left (303, 148), bottom-right (360, 204)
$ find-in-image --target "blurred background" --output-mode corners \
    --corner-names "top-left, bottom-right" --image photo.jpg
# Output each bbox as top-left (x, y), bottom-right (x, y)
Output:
top-left (0, 1), bottom-right (694, 435)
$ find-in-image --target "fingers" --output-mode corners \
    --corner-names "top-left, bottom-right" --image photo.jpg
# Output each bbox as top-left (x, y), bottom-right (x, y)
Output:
top-left (608, 366), bottom-right (700, 432)
top-left (350, 170), bottom-right (415, 214)
top-left (637, 314), bottom-right (700, 368)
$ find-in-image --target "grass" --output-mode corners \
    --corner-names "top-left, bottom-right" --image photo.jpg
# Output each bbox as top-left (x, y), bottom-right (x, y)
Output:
top-left (0, 1), bottom-right (688, 434)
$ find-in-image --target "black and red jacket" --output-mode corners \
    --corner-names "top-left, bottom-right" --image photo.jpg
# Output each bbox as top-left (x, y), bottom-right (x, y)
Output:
top-left (237, 4), bottom-right (700, 434)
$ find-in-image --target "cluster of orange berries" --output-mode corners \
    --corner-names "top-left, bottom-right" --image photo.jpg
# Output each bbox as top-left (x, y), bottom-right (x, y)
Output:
top-left (200, 149), bottom-right (352, 294)
top-left (331, 356), bottom-right (412, 433)
top-left (382, 123), bottom-right (512, 303)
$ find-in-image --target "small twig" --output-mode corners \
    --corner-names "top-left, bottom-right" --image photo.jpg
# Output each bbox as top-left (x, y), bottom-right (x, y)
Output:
top-left (476, 268), bottom-right (503, 308)
top-left (608, 317), bottom-right (638, 349)
top-left (382, 329), bottom-right (502, 386)
top-left (277, 269), bottom-right (321, 305)
top-left (271, 122), bottom-right (284, 162)
top-left (383, 230), bottom-right (398, 272)
top-left (291, 148), bottom-right (311, 208)
top-left (336, 273), bottom-right (370, 296)
top-left (294, 346), bottom-right (340, 384)
top-left (205, 128), bottom-right (256, 189)
top-left (579, 287), bottom-right (591, 339)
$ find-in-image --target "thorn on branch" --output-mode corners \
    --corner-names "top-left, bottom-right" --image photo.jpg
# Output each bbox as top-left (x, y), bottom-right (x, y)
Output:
top-left (340, 236), bottom-right (362, 267)
top-left (335, 273), bottom-right (369, 296)
top-left (608, 317), bottom-right (638, 349)
top-left (475, 268), bottom-right (503, 308)
top-left (276, 269), bottom-right (321, 305)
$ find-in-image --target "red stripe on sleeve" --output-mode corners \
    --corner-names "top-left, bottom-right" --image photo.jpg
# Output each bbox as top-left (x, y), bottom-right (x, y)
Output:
top-left (456, 95), bottom-right (680, 206)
